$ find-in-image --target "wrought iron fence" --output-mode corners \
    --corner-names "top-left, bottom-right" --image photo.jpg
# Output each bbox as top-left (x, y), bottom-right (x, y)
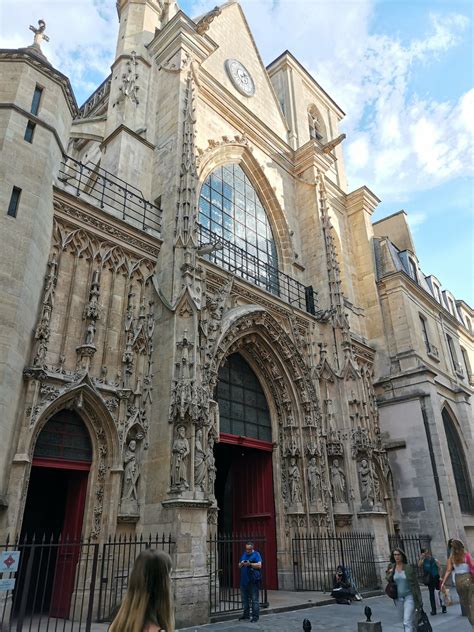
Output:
top-left (57, 156), bottom-right (162, 235)
top-left (292, 532), bottom-right (379, 592)
top-left (0, 532), bottom-right (174, 631)
top-left (208, 533), bottom-right (268, 617)
top-left (388, 533), bottom-right (432, 580)
top-left (198, 224), bottom-right (317, 315)
top-left (97, 533), bottom-right (174, 622)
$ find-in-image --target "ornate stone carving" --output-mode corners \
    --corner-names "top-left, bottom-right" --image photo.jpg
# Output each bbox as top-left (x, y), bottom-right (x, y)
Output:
top-left (175, 70), bottom-right (198, 249)
top-left (119, 51), bottom-right (139, 105)
top-left (33, 252), bottom-right (59, 366)
top-left (195, 6), bottom-right (222, 34)
top-left (53, 202), bottom-right (160, 260)
top-left (351, 427), bottom-right (374, 458)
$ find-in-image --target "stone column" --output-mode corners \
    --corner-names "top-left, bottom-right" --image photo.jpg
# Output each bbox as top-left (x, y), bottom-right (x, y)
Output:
top-left (161, 499), bottom-right (211, 627)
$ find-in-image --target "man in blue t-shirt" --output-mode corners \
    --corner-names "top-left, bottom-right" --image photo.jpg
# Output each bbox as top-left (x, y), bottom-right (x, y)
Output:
top-left (239, 541), bottom-right (262, 622)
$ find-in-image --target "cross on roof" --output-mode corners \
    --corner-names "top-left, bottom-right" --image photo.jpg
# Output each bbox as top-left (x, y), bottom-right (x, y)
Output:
top-left (29, 19), bottom-right (50, 46)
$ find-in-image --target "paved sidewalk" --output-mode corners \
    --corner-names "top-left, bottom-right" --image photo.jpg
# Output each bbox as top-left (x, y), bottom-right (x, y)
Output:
top-left (178, 592), bottom-right (472, 632)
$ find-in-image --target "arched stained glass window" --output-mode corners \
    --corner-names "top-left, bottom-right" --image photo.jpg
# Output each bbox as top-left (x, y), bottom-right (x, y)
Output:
top-left (442, 409), bottom-right (474, 514)
top-left (198, 164), bottom-right (278, 293)
top-left (35, 410), bottom-right (93, 463)
top-left (217, 353), bottom-right (271, 442)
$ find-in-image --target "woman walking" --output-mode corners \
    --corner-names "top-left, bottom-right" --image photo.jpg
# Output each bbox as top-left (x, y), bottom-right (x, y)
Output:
top-left (418, 548), bottom-right (445, 615)
top-left (440, 539), bottom-right (473, 627)
top-left (109, 549), bottom-right (174, 632)
top-left (386, 547), bottom-right (422, 632)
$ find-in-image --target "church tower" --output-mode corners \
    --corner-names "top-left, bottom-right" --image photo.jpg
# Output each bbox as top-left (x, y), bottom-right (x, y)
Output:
top-left (0, 23), bottom-right (76, 523)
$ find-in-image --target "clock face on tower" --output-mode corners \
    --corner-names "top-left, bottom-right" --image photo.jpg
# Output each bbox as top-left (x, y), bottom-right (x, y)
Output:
top-left (225, 59), bottom-right (255, 97)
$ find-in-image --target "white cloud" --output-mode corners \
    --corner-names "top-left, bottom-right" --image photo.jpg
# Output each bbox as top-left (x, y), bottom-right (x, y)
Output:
top-left (0, 0), bottom-right (471, 198)
top-left (406, 212), bottom-right (427, 231)
top-left (0, 0), bottom-right (118, 103)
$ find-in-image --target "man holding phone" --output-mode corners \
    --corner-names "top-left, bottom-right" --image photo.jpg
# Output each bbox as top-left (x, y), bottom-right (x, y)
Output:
top-left (239, 541), bottom-right (262, 622)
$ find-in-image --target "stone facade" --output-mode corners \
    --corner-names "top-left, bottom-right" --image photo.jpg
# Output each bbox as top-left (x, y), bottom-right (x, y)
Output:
top-left (368, 212), bottom-right (474, 552)
top-left (0, 1), bottom-right (472, 626)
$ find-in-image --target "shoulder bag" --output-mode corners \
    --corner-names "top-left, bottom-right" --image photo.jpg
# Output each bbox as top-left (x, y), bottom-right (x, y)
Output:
top-left (416, 607), bottom-right (433, 632)
top-left (385, 578), bottom-right (398, 600)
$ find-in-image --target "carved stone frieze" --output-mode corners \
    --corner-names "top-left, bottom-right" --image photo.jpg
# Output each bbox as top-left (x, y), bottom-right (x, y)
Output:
top-left (53, 200), bottom-right (160, 260)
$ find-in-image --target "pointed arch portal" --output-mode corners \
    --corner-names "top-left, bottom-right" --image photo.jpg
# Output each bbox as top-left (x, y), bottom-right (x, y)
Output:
top-left (19, 409), bottom-right (93, 618)
top-left (215, 352), bottom-right (278, 589)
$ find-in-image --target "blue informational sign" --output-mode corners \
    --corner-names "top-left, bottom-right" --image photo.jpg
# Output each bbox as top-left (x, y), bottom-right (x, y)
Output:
top-left (0, 578), bottom-right (16, 592)
top-left (0, 551), bottom-right (21, 573)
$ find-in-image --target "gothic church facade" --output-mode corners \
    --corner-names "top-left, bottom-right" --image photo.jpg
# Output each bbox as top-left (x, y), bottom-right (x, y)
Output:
top-left (0, 0), bottom-right (472, 625)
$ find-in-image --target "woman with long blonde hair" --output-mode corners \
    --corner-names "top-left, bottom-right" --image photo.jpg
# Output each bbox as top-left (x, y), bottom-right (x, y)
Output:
top-left (440, 538), bottom-right (473, 627)
top-left (109, 549), bottom-right (174, 632)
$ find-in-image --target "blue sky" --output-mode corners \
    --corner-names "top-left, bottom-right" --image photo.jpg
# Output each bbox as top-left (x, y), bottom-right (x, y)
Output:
top-left (1, 0), bottom-right (472, 304)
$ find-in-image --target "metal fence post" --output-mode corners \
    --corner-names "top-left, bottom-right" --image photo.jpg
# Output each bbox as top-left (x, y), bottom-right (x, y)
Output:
top-left (85, 542), bottom-right (100, 631)
top-left (16, 538), bottom-right (36, 632)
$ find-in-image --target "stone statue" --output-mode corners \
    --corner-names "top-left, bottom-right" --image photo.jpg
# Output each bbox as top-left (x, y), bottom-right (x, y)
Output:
top-left (85, 321), bottom-right (96, 346)
top-left (307, 456), bottom-right (321, 504)
top-left (358, 458), bottom-right (374, 508)
top-left (330, 458), bottom-right (346, 504)
top-left (194, 428), bottom-right (206, 491)
top-left (206, 433), bottom-right (216, 499)
top-left (171, 425), bottom-right (190, 490)
top-left (288, 457), bottom-right (303, 504)
top-left (120, 439), bottom-right (140, 515)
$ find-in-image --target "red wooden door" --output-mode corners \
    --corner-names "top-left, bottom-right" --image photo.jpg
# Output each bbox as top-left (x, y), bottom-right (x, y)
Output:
top-left (232, 446), bottom-right (278, 589)
top-left (50, 471), bottom-right (88, 618)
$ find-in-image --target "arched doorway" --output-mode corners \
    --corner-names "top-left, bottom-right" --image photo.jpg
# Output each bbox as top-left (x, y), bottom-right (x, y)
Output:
top-left (215, 353), bottom-right (278, 588)
top-left (18, 409), bottom-right (92, 617)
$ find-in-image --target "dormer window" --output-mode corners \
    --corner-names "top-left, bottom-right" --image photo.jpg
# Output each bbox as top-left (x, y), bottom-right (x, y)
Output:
top-left (409, 258), bottom-right (418, 282)
top-left (308, 105), bottom-right (324, 142)
top-left (433, 283), bottom-right (441, 302)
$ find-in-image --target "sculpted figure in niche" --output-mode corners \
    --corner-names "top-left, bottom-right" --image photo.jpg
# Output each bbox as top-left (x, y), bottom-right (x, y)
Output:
top-left (194, 428), bottom-right (206, 491)
top-left (372, 466), bottom-right (383, 506)
top-left (330, 458), bottom-right (347, 504)
top-left (120, 439), bottom-right (140, 514)
top-left (85, 321), bottom-right (96, 346)
top-left (307, 456), bottom-right (321, 504)
top-left (358, 458), bottom-right (374, 508)
top-left (206, 433), bottom-right (216, 499)
top-left (171, 425), bottom-right (190, 490)
top-left (288, 457), bottom-right (303, 504)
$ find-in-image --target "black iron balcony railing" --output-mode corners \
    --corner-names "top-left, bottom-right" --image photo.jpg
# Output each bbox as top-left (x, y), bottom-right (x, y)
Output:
top-left (57, 156), bottom-right (161, 234)
top-left (77, 74), bottom-right (111, 119)
top-left (198, 224), bottom-right (316, 315)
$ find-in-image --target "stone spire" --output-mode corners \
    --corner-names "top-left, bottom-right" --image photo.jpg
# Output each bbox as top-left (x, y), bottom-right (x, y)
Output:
top-left (317, 172), bottom-right (344, 315)
top-left (175, 70), bottom-right (198, 250)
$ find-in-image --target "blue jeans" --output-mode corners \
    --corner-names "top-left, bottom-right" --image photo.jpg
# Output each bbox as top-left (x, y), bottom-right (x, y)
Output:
top-left (241, 581), bottom-right (259, 619)
top-left (395, 593), bottom-right (415, 632)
